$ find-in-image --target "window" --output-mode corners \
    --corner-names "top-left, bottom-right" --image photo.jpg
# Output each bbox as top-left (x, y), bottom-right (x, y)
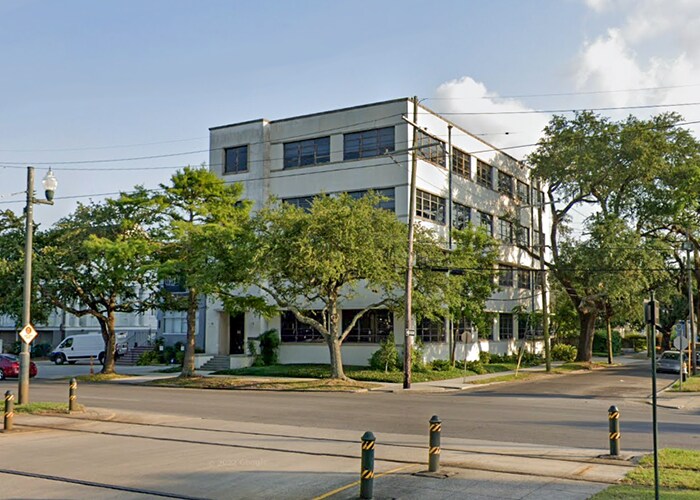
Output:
top-left (499, 313), bottom-right (514, 339)
top-left (283, 195), bottom-right (315, 211)
top-left (453, 203), bottom-right (471, 230)
top-left (498, 265), bottom-right (514, 287)
top-left (517, 224), bottom-right (530, 248)
top-left (452, 148), bottom-right (471, 178)
top-left (416, 130), bottom-right (446, 167)
top-left (518, 316), bottom-right (530, 339)
top-left (416, 190), bottom-right (446, 224)
top-left (417, 318), bottom-right (446, 343)
top-left (347, 187), bottom-right (395, 212)
top-left (517, 181), bottom-right (530, 204)
top-left (224, 145), bottom-right (248, 174)
top-left (342, 309), bottom-right (393, 343)
top-left (479, 211), bottom-right (493, 235)
top-left (534, 270), bottom-right (544, 289)
top-left (284, 137), bottom-right (330, 169)
top-left (476, 160), bottom-right (492, 188)
top-left (162, 311), bottom-right (193, 335)
top-left (344, 127), bottom-right (394, 160)
top-left (280, 311), bottom-right (324, 342)
top-left (498, 219), bottom-right (514, 244)
top-left (536, 190), bottom-right (545, 207)
top-left (533, 229), bottom-right (545, 254)
top-left (517, 268), bottom-right (531, 290)
top-left (498, 171), bottom-right (514, 196)
top-left (452, 318), bottom-right (474, 343)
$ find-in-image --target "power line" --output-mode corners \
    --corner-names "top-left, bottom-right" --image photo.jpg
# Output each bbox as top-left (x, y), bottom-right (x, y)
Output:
top-left (0, 136), bottom-right (209, 153)
top-left (424, 83), bottom-right (700, 100)
top-left (424, 101), bottom-right (700, 116)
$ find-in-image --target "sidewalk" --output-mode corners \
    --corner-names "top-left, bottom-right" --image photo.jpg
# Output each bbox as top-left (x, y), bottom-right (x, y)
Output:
top-left (1, 409), bottom-right (635, 499)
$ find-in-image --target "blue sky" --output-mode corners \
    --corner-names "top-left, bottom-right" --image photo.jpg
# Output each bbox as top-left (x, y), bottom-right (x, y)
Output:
top-left (1, 0), bottom-right (697, 225)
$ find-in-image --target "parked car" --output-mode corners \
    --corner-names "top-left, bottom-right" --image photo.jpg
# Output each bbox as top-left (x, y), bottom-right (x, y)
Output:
top-left (656, 351), bottom-right (688, 377)
top-left (0, 354), bottom-right (38, 380)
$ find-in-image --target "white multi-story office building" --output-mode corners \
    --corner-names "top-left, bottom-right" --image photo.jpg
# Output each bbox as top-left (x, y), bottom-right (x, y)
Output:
top-left (202, 98), bottom-right (550, 369)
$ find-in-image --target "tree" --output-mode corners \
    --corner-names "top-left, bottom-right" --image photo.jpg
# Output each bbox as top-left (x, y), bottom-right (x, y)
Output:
top-left (133, 167), bottom-right (251, 377)
top-left (37, 199), bottom-right (159, 374)
top-left (528, 111), bottom-right (696, 361)
top-left (413, 224), bottom-right (499, 362)
top-left (244, 193), bottom-right (408, 380)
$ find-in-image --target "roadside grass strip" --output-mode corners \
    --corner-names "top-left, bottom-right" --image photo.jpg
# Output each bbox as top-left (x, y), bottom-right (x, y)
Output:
top-left (467, 373), bottom-right (540, 384)
top-left (14, 402), bottom-right (81, 414)
top-left (75, 373), bottom-right (136, 383)
top-left (670, 374), bottom-right (700, 392)
top-left (591, 449), bottom-right (700, 499)
top-left (556, 361), bottom-right (608, 372)
top-left (147, 376), bottom-right (379, 392)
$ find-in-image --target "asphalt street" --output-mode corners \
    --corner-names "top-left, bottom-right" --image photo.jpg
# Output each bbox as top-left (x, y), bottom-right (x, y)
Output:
top-left (4, 359), bottom-right (698, 453)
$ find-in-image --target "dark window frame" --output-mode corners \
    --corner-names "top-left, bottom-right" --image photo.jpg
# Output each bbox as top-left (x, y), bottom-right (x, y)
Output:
top-left (416, 190), bottom-right (446, 224)
top-left (451, 147), bottom-right (471, 178)
top-left (280, 311), bottom-right (325, 343)
top-left (498, 170), bottom-right (514, 197)
top-left (499, 313), bottom-right (514, 339)
top-left (517, 268), bottom-right (531, 290)
top-left (283, 136), bottom-right (331, 169)
top-left (417, 317), bottom-right (446, 343)
top-left (416, 130), bottom-right (446, 168)
top-left (476, 160), bottom-right (492, 189)
top-left (453, 202), bottom-right (471, 230)
top-left (516, 180), bottom-right (531, 204)
top-left (498, 219), bottom-right (514, 244)
top-left (343, 126), bottom-right (395, 160)
top-left (479, 211), bottom-right (493, 235)
top-left (341, 309), bottom-right (394, 343)
top-left (499, 265), bottom-right (514, 287)
top-left (224, 145), bottom-right (248, 174)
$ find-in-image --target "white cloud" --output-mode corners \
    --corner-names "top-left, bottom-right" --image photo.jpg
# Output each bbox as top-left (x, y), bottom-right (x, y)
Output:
top-left (584, 0), bottom-right (610, 13)
top-left (429, 76), bottom-right (550, 160)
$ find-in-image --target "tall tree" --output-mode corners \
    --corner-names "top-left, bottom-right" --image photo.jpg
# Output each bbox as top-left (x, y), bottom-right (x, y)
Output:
top-left (133, 167), bottom-right (250, 377)
top-left (37, 200), bottom-right (159, 373)
top-left (528, 111), bottom-right (696, 360)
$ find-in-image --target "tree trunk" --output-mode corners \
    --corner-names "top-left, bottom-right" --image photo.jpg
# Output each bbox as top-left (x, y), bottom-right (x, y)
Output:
top-left (575, 311), bottom-right (596, 362)
top-left (180, 288), bottom-right (198, 378)
top-left (327, 336), bottom-right (346, 379)
top-left (101, 310), bottom-right (118, 374)
top-left (606, 316), bottom-right (613, 365)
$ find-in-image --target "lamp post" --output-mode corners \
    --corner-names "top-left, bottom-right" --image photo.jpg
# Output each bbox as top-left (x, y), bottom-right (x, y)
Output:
top-left (18, 166), bottom-right (57, 404)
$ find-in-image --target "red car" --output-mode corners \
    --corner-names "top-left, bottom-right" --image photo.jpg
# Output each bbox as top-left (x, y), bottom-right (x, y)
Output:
top-left (0, 354), bottom-right (38, 380)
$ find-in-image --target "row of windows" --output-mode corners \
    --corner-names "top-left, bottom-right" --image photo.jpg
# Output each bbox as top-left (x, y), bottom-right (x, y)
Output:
top-left (498, 265), bottom-right (544, 289)
top-left (283, 187), bottom-right (396, 212)
top-left (280, 310), bottom-right (393, 344)
top-left (226, 127), bottom-right (396, 174)
top-left (280, 310), bottom-right (539, 344)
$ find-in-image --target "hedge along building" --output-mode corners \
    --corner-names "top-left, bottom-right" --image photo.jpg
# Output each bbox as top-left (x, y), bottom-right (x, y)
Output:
top-left (199, 98), bottom-right (551, 370)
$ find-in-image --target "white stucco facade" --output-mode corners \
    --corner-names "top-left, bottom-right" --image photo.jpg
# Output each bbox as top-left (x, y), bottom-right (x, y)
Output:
top-left (205, 98), bottom-right (551, 366)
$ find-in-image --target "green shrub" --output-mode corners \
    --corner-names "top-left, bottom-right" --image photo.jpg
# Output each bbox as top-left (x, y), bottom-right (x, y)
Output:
top-left (478, 351), bottom-right (492, 364)
top-left (369, 336), bottom-right (400, 372)
top-left (593, 330), bottom-right (622, 355)
top-left (412, 339), bottom-right (426, 373)
top-left (31, 342), bottom-right (52, 357)
top-left (551, 343), bottom-right (577, 362)
top-left (456, 360), bottom-right (487, 374)
top-left (258, 329), bottom-right (280, 365)
top-left (8, 341), bottom-right (21, 355)
top-left (489, 353), bottom-right (516, 364)
top-left (247, 339), bottom-right (265, 366)
top-left (520, 351), bottom-right (544, 366)
top-left (622, 333), bottom-right (647, 352)
top-left (137, 350), bottom-right (160, 366)
top-left (430, 359), bottom-right (452, 371)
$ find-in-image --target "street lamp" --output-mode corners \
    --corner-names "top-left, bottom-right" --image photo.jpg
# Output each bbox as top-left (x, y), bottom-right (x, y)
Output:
top-left (682, 236), bottom-right (695, 376)
top-left (18, 166), bottom-right (57, 404)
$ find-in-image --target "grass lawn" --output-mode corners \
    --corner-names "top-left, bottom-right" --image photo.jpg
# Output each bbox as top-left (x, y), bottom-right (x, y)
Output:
top-left (592, 449), bottom-right (700, 499)
top-left (214, 363), bottom-right (520, 383)
top-left (670, 374), bottom-right (700, 392)
top-left (14, 402), bottom-right (80, 414)
top-left (148, 376), bottom-right (377, 392)
top-left (555, 361), bottom-right (609, 372)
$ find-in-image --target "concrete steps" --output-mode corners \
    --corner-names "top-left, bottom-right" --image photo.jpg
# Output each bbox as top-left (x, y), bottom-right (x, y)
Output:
top-left (199, 355), bottom-right (231, 371)
top-left (117, 346), bottom-right (155, 366)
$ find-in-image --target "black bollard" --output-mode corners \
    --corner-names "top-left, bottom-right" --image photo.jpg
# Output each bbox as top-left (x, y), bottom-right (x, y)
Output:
top-left (608, 405), bottom-right (620, 456)
top-left (4, 390), bottom-right (14, 432)
top-left (69, 377), bottom-right (78, 412)
top-left (429, 415), bottom-right (442, 473)
top-left (360, 431), bottom-right (375, 499)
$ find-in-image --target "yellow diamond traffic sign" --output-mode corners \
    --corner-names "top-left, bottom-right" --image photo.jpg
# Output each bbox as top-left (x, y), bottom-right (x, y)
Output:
top-left (19, 324), bottom-right (38, 344)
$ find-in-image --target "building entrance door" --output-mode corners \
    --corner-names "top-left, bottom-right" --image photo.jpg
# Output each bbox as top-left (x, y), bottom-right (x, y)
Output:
top-left (229, 313), bottom-right (245, 355)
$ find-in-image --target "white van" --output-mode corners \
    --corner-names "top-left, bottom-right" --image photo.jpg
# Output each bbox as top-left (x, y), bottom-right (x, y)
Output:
top-left (50, 334), bottom-right (108, 365)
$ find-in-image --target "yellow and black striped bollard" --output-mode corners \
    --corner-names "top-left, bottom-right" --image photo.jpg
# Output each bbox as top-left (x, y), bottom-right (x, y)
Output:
top-left (4, 390), bottom-right (14, 432)
top-left (360, 431), bottom-right (375, 499)
top-left (69, 377), bottom-right (78, 412)
top-left (429, 415), bottom-right (442, 472)
top-left (608, 405), bottom-right (620, 456)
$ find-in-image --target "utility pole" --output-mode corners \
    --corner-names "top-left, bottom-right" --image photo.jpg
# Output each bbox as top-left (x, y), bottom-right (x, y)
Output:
top-left (403, 96), bottom-right (419, 389)
top-left (18, 167), bottom-right (35, 405)
top-left (538, 189), bottom-right (551, 372)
